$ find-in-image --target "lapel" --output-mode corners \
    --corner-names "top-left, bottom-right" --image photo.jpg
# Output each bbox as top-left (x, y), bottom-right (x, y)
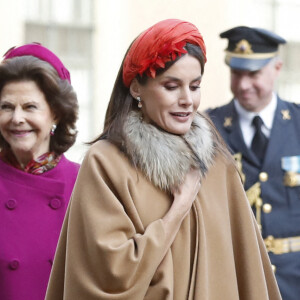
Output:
top-left (222, 101), bottom-right (260, 166)
top-left (262, 97), bottom-right (293, 168)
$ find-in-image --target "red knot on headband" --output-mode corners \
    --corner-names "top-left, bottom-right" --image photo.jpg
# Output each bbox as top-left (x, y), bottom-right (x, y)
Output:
top-left (3, 43), bottom-right (71, 83)
top-left (122, 19), bottom-right (206, 87)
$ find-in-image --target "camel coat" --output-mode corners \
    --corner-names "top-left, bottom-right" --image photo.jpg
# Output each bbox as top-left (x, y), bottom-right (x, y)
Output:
top-left (45, 140), bottom-right (281, 300)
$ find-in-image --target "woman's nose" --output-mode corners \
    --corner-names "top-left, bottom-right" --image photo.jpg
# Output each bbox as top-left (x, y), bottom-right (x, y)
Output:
top-left (179, 88), bottom-right (193, 106)
top-left (11, 107), bottom-right (25, 124)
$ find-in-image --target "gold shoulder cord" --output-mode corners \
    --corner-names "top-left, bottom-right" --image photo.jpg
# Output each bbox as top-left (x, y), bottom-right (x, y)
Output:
top-left (233, 152), bottom-right (262, 231)
top-left (233, 153), bottom-right (246, 184)
top-left (246, 182), bottom-right (262, 231)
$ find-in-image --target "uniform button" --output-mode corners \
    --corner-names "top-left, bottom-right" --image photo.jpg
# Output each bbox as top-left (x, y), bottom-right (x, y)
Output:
top-left (5, 199), bottom-right (17, 210)
top-left (9, 260), bottom-right (20, 270)
top-left (259, 172), bottom-right (268, 182)
top-left (271, 264), bottom-right (276, 273)
top-left (263, 203), bottom-right (272, 213)
top-left (49, 198), bottom-right (62, 209)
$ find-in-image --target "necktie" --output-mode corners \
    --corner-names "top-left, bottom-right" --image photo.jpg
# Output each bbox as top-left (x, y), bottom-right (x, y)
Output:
top-left (251, 116), bottom-right (268, 163)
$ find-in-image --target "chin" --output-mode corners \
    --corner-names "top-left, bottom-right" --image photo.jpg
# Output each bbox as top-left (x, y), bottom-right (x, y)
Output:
top-left (239, 99), bottom-right (255, 110)
top-left (167, 126), bottom-right (191, 135)
top-left (11, 142), bottom-right (35, 153)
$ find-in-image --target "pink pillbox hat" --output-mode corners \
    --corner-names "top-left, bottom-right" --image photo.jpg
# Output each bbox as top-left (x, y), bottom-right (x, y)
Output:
top-left (3, 43), bottom-right (71, 83)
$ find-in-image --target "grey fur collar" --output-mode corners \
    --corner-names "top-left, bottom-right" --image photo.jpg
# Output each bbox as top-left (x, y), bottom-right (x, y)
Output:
top-left (123, 111), bottom-right (216, 191)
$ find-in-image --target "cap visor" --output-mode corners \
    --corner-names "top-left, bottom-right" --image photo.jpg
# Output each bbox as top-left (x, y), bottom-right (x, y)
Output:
top-left (226, 57), bottom-right (273, 71)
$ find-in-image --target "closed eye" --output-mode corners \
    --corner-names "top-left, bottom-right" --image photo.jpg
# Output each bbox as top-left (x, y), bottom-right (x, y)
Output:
top-left (25, 104), bottom-right (37, 110)
top-left (0, 103), bottom-right (14, 110)
top-left (24, 102), bottom-right (38, 110)
top-left (190, 85), bottom-right (200, 91)
top-left (164, 84), bottom-right (178, 91)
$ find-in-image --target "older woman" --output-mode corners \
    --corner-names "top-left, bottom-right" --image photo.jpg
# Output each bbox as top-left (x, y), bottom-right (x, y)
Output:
top-left (0, 43), bottom-right (79, 300)
top-left (45, 20), bottom-right (281, 300)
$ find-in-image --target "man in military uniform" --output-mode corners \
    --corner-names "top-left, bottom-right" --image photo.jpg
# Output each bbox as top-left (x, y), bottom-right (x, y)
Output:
top-left (207, 26), bottom-right (300, 300)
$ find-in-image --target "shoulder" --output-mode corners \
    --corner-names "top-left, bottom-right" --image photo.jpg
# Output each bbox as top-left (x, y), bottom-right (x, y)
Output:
top-left (60, 155), bottom-right (80, 171)
top-left (46, 155), bottom-right (80, 190)
top-left (277, 98), bottom-right (300, 126)
top-left (205, 101), bottom-right (235, 128)
top-left (206, 101), bottom-right (234, 116)
top-left (73, 140), bottom-right (141, 200)
top-left (81, 140), bottom-right (132, 177)
top-left (280, 98), bottom-right (300, 111)
top-left (54, 155), bottom-right (80, 181)
top-left (85, 140), bottom-right (126, 163)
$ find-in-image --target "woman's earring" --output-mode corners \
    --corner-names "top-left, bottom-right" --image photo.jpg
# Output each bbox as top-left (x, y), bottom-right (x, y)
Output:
top-left (50, 124), bottom-right (57, 136)
top-left (137, 96), bottom-right (142, 108)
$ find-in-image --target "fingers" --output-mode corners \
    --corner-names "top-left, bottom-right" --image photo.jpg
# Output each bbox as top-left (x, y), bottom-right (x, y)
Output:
top-left (184, 168), bottom-right (201, 193)
top-left (172, 168), bottom-right (201, 210)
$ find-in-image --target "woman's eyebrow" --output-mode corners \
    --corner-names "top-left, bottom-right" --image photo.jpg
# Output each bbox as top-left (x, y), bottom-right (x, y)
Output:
top-left (163, 75), bottom-right (202, 82)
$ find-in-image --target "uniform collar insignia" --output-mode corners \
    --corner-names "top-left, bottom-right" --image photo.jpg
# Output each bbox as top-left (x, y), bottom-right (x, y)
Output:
top-left (234, 39), bottom-right (253, 54)
top-left (223, 116), bottom-right (233, 127)
top-left (281, 109), bottom-right (291, 120)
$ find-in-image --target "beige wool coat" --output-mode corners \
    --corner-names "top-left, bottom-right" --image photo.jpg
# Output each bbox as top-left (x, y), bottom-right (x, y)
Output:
top-left (45, 113), bottom-right (281, 300)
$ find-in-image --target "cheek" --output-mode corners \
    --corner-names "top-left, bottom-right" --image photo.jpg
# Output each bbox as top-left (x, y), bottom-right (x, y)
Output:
top-left (230, 80), bottom-right (237, 92)
top-left (143, 93), bottom-right (169, 114)
top-left (254, 79), bottom-right (268, 93)
top-left (194, 93), bottom-right (201, 108)
top-left (231, 78), bottom-right (239, 89)
top-left (265, 76), bottom-right (274, 89)
top-left (0, 114), bottom-right (9, 127)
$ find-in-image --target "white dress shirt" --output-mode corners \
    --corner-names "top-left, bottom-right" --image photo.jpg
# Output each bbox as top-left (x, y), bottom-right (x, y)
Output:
top-left (234, 93), bottom-right (277, 148)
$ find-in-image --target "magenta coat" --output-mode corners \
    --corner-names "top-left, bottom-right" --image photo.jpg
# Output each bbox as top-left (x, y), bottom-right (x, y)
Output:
top-left (0, 155), bottom-right (79, 300)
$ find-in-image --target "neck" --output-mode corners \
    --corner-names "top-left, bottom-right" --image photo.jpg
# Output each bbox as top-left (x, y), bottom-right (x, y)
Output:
top-left (12, 151), bottom-right (33, 169)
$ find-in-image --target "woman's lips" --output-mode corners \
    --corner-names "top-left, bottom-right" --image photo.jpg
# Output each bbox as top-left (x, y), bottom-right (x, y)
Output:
top-left (170, 112), bottom-right (192, 122)
top-left (10, 130), bottom-right (32, 137)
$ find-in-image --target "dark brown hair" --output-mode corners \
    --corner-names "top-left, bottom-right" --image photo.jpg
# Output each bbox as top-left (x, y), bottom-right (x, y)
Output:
top-left (0, 56), bottom-right (78, 154)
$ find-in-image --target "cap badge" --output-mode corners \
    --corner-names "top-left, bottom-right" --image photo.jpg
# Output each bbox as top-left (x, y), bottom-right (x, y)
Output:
top-left (281, 109), bottom-right (291, 120)
top-left (234, 39), bottom-right (253, 54)
top-left (223, 116), bottom-right (233, 127)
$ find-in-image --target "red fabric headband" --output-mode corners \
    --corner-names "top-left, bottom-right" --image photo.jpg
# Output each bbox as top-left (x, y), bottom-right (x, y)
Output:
top-left (122, 19), bottom-right (207, 87)
top-left (3, 43), bottom-right (71, 83)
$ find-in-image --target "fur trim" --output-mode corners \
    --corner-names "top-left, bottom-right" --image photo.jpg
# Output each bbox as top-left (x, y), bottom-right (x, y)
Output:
top-left (123, 111), bottom-right (216, 191)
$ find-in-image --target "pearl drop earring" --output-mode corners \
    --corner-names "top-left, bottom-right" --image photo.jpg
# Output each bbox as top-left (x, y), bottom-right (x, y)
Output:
top-left (50, 124), bottom-right (57, 136)
top-left (137, 96), bottom-right (142, 108)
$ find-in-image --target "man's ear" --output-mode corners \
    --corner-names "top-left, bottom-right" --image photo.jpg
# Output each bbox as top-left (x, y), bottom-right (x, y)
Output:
top-left (275, 58), bottom-right (283, 71)
top-left (273, 58), bottom-right (283, 79)
top-left (129, 78), bottom-right (141, 99)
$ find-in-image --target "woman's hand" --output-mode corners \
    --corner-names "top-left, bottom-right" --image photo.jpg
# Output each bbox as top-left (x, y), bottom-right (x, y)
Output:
top-left (162, 169), bottom-right (201, 253)
top-left (172, 168), bottom-right (201, 218)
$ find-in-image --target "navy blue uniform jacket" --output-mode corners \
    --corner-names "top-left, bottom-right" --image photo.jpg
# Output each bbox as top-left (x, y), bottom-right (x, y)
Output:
top-left (207, 97), bottom-right (300, 300)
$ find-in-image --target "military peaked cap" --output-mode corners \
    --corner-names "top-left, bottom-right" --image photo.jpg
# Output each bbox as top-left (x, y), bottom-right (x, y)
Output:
top-left (220, 26), bottom-right (286, 71)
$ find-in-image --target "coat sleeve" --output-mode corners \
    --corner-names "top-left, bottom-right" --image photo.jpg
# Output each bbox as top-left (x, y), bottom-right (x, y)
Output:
top-left (45, 142), bottom-right (170, 300)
